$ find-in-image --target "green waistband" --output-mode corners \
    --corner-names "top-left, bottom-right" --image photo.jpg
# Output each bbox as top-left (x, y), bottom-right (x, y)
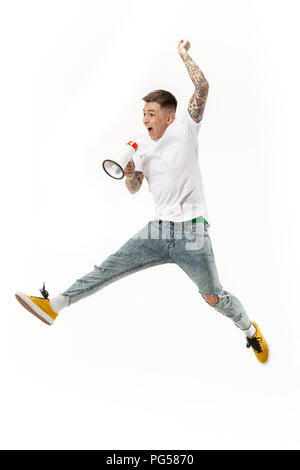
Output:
top-left (162, 216), bottom-right (208, 224)
top-left (186, 216), bottom-right (208, 224)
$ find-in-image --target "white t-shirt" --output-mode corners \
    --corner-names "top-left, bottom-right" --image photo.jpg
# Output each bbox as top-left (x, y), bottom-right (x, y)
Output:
top-left (133, 108), bottom-right (209, 223)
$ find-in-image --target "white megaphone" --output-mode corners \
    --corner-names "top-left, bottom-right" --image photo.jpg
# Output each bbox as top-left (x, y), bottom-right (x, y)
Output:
top-left (102, 141), bottom-right (138, 179)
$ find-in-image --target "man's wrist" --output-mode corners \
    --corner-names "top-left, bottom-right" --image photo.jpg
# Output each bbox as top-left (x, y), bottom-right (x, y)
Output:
top-left (126, 174), bottom-right (136, 181)
top-left (179, 51), bottom-right (189, 60)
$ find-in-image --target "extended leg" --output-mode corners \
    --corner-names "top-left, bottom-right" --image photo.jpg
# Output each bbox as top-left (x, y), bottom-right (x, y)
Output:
top-left (59, 222), bottom-right (171, 307)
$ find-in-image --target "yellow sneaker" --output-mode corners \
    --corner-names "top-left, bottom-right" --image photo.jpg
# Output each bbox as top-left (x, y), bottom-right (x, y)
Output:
top-left (246, 321), bottom-right (269, 364)
top-left (15, 283), bottom-right (58, 325)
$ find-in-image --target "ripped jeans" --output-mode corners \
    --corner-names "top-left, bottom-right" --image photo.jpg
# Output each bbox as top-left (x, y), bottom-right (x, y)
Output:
top-left (61, 220), bottom-right (252, 332)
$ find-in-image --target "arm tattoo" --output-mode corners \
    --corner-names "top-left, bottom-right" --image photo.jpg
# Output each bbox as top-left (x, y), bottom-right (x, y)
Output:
top-left (188, 86), bottom-right (209, 123)
top-left (181, 53), bottom-right (209, 123)
top-left (181, 53), bottom-right (208, 88)
top-left (126, 171), bottom-right (143, 194)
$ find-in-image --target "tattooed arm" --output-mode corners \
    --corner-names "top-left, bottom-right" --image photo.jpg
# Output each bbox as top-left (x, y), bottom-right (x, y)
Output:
top-left (178, 40), bottom-right (209, 123)
top-left (124, 161), bottom-right (144, 193)
top-left (125, 171), bottom-right (144, 194)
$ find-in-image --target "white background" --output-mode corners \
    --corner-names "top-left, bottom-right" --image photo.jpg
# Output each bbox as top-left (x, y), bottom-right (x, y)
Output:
top-left (1, 0), bottom-right (299, 450)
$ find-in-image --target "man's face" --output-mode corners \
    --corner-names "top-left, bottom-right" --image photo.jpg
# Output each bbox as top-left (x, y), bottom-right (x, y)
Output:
top-left (143, 102), bottom-right (175, 141)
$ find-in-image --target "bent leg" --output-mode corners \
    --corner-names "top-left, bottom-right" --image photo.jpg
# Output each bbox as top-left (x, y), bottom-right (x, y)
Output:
top-left (202, 290), bottom-right (252, 332)
top-left (171, 222), bottom-right (252, 333)
top-left (60, 222), bottom-right (171, 306)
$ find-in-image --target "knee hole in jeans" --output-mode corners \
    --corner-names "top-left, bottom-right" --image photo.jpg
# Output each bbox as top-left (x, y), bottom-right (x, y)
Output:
top-left (202, 294), bottom-right (219, 307)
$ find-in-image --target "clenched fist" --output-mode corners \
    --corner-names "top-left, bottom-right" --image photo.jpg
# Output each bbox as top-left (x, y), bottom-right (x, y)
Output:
top-left (124, 160), bottom-right (135, 179)
top-left (178, 39), bottom-right (190, 57)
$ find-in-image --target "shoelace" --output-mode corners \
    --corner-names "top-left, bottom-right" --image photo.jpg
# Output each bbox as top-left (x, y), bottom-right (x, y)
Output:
top-left (246, 336), bottom-right (263, 353)
top-left (246, 336), bottom-right (262, 353)
top-left (39, 282), bottom-right (49, 299)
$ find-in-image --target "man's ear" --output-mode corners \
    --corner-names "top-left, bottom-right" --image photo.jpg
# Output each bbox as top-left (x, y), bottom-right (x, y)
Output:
top-left (167, 113), bottom-right (175, 125)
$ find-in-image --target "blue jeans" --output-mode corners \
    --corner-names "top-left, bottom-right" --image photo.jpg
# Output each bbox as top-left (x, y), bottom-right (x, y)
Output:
top-left (61, 221), bottom-right (251, 332)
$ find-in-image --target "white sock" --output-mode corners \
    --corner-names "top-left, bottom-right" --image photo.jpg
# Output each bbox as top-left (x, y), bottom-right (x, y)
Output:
top-left (244, 323), bottom-right (256, 338)
top-left (50, 295), bottom-right (69, 313)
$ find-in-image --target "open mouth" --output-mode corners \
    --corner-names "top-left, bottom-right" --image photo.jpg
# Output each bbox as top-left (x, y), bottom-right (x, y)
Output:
top-left (147, 127), bottom-right (153, 134)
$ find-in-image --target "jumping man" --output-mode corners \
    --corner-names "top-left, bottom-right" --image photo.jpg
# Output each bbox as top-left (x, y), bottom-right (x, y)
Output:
top-left (15, 40), bottom-right (269, 364)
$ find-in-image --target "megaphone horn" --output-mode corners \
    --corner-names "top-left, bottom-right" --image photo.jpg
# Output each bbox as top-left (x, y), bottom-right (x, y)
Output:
top-left (102, 141), bottom-right (138, 180)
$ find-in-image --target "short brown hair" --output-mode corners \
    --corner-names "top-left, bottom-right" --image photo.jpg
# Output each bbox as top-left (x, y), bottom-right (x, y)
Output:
top-left (142, 89), bottom-right (177, 115)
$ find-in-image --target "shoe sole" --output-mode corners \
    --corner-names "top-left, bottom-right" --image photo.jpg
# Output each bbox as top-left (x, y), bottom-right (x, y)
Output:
top-left (260, 343), bottom-right (270, 365)
top-left (15, 292), bottom-right (54, 325)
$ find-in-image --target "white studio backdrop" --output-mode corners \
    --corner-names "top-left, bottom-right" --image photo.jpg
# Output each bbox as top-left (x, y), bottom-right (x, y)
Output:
top-left (0, 0), bottom-right (299, 450)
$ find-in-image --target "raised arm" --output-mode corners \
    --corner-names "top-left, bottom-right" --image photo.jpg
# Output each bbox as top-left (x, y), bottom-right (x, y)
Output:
top-left (178, 39), bottom-right (209, 123)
